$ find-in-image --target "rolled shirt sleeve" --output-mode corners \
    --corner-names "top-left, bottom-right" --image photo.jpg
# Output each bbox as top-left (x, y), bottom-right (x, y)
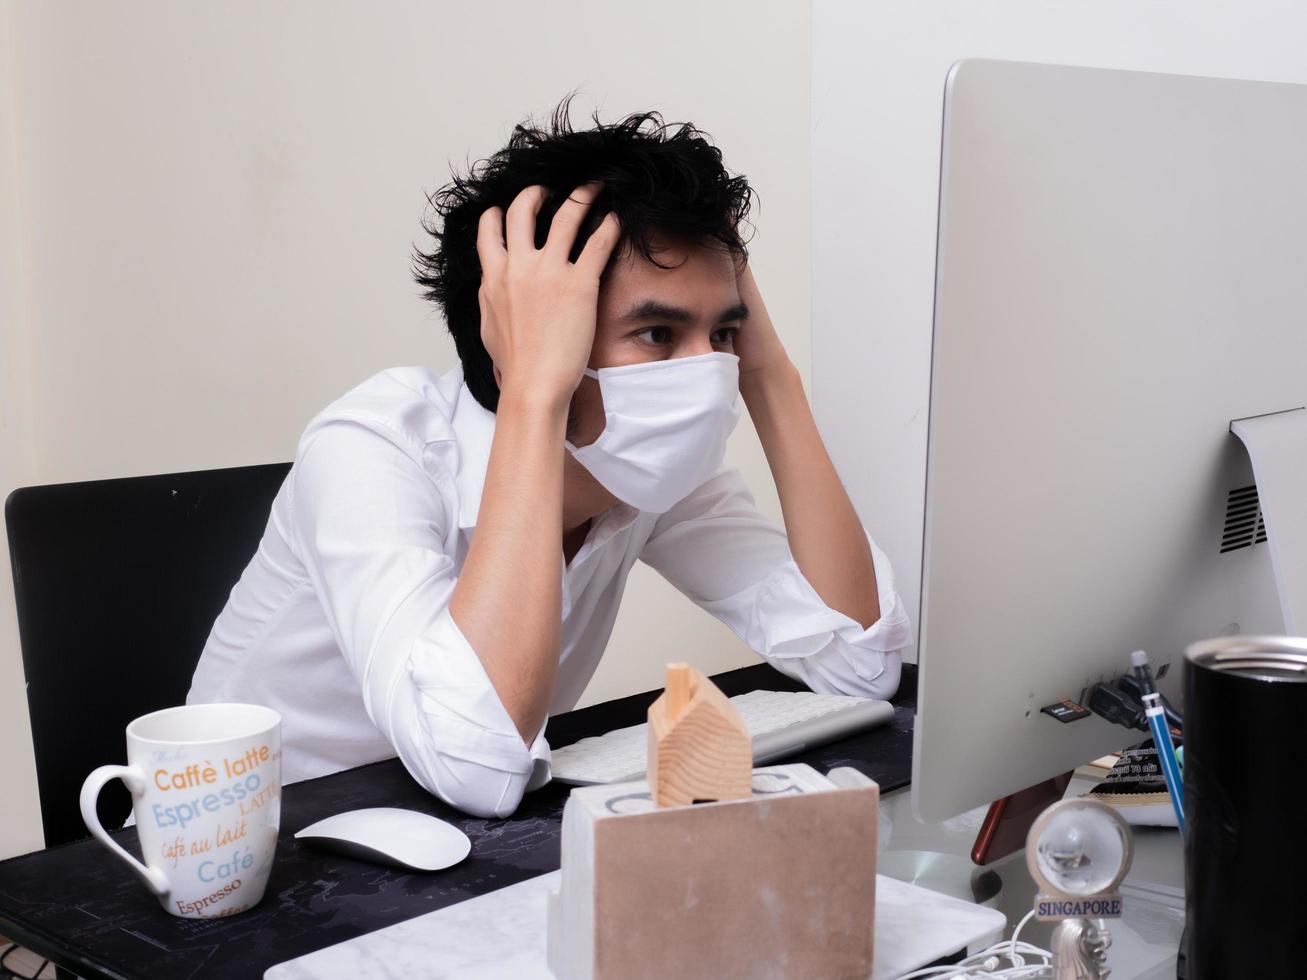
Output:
top-left (639, 466), bottom-right (913, 700)
top-left (289, 417), bottom-right (549, 818)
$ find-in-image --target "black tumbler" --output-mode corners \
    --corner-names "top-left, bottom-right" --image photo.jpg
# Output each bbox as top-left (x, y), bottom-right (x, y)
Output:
top-left (1183, 635), bottom-right (1307, 978)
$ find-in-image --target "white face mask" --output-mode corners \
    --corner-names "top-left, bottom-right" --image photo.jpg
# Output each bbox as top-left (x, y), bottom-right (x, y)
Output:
top-left (565, 351), bottom-right (743, 513)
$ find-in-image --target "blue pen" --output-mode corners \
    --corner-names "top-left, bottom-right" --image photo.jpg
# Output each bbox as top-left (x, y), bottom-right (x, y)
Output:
top-left (1131, 649), bottom-right (1184, 832)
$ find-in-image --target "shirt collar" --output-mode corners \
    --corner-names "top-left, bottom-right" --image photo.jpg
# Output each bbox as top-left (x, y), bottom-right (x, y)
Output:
top-left (446, 366), bottom-right (643, 540)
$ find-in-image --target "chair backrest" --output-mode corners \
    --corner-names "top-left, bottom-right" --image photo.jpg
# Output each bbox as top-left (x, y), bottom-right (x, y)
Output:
top-left (4, 462), bottom-right (292, 847)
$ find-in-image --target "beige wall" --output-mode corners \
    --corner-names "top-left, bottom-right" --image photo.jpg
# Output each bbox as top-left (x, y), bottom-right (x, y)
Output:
top-left (1, 4), bottom-right (44, 857)
top-left (0, 1), bottom-right (812, 856)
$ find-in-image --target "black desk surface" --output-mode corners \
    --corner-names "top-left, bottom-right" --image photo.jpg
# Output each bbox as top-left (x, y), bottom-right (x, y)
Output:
top-left (0, 663), bottom-right (917, 980)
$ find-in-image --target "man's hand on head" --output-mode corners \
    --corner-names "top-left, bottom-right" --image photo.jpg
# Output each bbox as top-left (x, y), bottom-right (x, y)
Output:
top-left (476, 182), bottom-right (621, 405)
top-left (733, 262), bottom-right (796, 386)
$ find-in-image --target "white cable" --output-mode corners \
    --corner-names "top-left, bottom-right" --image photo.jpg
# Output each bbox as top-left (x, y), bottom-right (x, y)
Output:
top-left (893, 911), bottom-right (1053, 980)
top-left (895, 961), bottom-right (1051, 979)
top-left (897, 969), bottom-right (1050, 980)
top-left (1009, 908), bottom-right (1037, 965)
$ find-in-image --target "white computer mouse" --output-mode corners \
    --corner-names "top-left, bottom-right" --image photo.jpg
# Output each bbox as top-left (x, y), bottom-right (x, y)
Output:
top-left (293, 806), bottom-right (472, 871)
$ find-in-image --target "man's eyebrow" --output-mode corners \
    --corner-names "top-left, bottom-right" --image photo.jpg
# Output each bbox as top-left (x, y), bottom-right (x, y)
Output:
top-left (719, 301), bottom-right (749, 322)
top-left (618, 299), bottom-right (750, 323)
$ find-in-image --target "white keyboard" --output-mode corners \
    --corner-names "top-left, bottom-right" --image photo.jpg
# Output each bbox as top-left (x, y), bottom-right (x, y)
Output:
top-left (550, 689), bottom-right (895, 786)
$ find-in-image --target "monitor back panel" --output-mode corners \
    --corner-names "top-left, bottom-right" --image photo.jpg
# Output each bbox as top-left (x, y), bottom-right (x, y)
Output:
top-left (915, 59), bottom-right (1304, 821)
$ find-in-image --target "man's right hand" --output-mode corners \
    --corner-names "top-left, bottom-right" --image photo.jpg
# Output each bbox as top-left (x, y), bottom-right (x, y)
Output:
top-left (452, 181), bottom-right (620, 749)
top-left (475, 181), bottom-right (621, 402)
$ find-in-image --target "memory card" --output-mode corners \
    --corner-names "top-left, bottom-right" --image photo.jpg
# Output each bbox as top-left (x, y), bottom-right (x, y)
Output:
top-left (1041, 699), bottom-right (1091, 723)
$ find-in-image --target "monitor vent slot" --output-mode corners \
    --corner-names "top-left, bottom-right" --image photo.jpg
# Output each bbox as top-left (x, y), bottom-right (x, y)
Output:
top-left (1221, 484), bottom-right (1267, 553)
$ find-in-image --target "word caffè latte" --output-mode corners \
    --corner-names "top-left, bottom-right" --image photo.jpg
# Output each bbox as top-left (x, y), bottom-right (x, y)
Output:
top-left (154, 745), bottom-right (271, 791)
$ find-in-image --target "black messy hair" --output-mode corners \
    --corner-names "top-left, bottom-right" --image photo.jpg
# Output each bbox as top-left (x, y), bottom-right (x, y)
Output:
top-left (412, 92), bottom-right (758, 412)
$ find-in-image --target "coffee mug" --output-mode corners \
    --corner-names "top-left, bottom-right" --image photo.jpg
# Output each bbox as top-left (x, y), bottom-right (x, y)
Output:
top-left (80, 702), bottom-right (282, 919)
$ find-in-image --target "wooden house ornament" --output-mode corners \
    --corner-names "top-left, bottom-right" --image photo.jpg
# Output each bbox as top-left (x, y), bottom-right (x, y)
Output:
top-left (647, 662), bottom-right (752, 807)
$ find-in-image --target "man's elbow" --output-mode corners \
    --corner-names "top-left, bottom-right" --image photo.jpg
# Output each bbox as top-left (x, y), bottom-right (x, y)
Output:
top-left (437, 785), bottom-right (523, 821)
top-left (391, 630), bottom-right (546, 818)
top-left (418, 758), bottom-right (528, 819)
top-left (397, 744), bottom-right (532, 819)
top-left (862, 652), bottom-right (901, 701)
top-left (794, 646), bottom-right (903, 702)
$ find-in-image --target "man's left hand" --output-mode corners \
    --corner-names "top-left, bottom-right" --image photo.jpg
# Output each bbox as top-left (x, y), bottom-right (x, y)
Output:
top-left (734, 261), bottom-right (795, 383)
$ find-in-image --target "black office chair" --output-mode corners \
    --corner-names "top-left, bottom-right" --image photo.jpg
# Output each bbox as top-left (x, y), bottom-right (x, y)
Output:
top-left (4, 462), bottom-right (291, 848)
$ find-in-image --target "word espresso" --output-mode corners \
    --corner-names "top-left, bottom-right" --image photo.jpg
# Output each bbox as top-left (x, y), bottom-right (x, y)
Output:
top-left (154, 744), bottom-right (272, 791)
top-left (176, 877), bottom-right (243, 917)
top-left (152, 773), bottom-right (267, 831)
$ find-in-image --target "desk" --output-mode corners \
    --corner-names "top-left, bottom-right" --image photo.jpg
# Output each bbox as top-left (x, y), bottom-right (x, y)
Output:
top-left (0, 663), bottom-right (917, 980)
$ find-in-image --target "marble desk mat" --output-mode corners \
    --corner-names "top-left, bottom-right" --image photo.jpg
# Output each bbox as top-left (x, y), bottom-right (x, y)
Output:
top-left (266, 868), bottom-right (1006, 980)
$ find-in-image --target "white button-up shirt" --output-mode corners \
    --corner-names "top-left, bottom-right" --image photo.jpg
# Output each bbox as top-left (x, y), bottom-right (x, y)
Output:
top-left (186, 364), bottom-right (914, 818)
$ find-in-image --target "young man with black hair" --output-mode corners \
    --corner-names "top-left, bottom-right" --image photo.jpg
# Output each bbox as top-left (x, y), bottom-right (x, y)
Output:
top-left (187, 100), bottom-right (912, 818)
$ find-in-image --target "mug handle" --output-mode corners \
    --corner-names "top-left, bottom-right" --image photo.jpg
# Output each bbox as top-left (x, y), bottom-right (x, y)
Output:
top-left (79, 765), bottom-right (171, 897)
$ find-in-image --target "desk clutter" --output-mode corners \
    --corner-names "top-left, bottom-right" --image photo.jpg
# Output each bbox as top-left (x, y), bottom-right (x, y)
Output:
top-left (273, 663), bottom-right (977, 979)
top-left (0, 662), bottom-right (925, 978)
top-left (269, 664), bottom-right (1003, 980)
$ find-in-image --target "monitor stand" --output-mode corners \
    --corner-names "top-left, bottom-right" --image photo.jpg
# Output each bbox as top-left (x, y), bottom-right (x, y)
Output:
top-left (879, 772), bottom-right (1069, 907)
top-left (877, 850), bottom-right (1003, 906)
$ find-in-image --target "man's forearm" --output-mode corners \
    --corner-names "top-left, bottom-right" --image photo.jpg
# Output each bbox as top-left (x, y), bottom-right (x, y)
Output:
top-left (740, 362), bottom-right (881, 629)
top-left (449, 386), bottom-right (570, 741)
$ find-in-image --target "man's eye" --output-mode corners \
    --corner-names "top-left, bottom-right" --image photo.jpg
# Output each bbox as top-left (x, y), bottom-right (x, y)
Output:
top-left (635, 327), bottom-right (673, 345)
top-left (713, 327), bottom-right (739, 345)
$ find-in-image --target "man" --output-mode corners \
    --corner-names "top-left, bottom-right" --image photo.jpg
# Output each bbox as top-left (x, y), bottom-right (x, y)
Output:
top-left (187, 101), bottom-right (912, 818)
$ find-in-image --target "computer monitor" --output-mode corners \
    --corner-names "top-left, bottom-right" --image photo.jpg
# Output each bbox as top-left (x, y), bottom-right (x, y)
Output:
top-left (912, 58), bottom-right (1307, 823)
